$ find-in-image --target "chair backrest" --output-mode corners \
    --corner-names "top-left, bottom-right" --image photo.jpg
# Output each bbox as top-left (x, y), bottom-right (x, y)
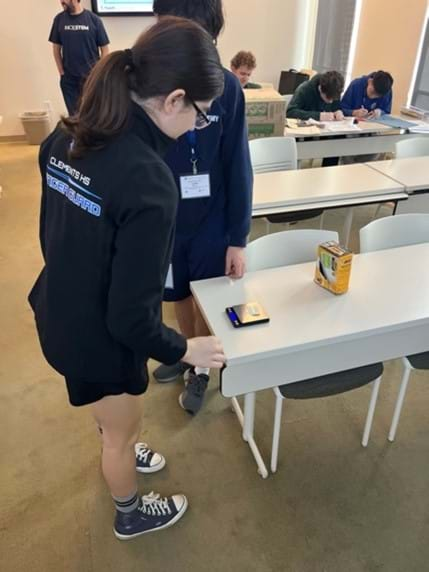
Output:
top-left (395, 137), bottom-right (429, 159)
top-left (278, 70), bottom-right (309, 95)
top-left (249, 137), bottom-right (298, 174)
top-left (360, 213), bottom-right (429, 253)
top-left (246, 229), bottom-right (339, 272)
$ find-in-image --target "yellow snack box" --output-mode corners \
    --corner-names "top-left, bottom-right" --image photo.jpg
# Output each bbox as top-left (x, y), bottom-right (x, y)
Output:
top-left (314, 241), bottom-right (353, 295)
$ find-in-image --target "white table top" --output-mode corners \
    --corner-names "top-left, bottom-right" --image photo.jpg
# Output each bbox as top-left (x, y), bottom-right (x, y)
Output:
top-left (253, 163), bottom-right (405, 213)
top-left (191, 243), bottom-right (429, 368)
top-left (367, 156), bottom-right (429, 192)
top-left (285, 119), bottom-right (394, 139)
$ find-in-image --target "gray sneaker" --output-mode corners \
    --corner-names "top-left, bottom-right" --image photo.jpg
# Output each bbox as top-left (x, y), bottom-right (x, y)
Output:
top-left (178, 372), bottom-right (209, 415)
top-left (153, 361), bottom-right (191, 384)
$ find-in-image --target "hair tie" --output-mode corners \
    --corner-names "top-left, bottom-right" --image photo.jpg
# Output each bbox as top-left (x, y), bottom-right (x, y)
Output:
top-left (124, 49), bottom-right (135, 70)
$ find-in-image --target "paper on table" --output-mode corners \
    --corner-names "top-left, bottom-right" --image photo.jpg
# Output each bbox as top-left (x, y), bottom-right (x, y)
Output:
top-left (324, 120), bottom-right (361, 132)
top-left (307, 118), bottom-right (326, 127)
top-left (409, 124), bottom-right (429, 134)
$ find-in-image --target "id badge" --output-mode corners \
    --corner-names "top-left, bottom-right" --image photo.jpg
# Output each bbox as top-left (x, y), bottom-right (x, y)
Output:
top-left (179, 173), bottom-right (211, 200)
top-left (165, 264), bottom-right (174, 289)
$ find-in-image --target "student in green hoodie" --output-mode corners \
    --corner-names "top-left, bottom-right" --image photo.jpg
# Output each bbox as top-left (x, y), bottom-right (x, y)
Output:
top-left (287, 71), bottom-right (345, 122)
top-left (287, 71), bottom-right (344, 166)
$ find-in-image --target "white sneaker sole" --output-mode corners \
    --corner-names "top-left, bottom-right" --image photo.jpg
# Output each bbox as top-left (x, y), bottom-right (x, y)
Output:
top-left (136, 456), bottom-right (166, 474)
top-left (178, 393), bottom-right (195, 415)
top-left (113, 496), bottom-right (189, 541)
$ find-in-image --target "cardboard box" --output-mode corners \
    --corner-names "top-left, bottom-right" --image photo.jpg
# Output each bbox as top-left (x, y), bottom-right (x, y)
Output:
top-left (314, 242), bottom-right (353, 295)
top-left (244, 88), bottom-right (286, 140)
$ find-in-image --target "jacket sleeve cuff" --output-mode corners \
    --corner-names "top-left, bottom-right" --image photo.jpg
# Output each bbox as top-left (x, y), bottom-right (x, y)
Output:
top-left (228, 234), bottom-right (248, 248)
top-left (161, 334), bottom-right (188, 366)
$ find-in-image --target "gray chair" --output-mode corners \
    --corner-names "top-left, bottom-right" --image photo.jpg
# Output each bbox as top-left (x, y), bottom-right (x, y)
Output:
top-left (249, 137), bottom-right (325, 230)
top-left (360, 213), bottom-right (429, 441)
top-left (244, 229), bottom-right (384, 473)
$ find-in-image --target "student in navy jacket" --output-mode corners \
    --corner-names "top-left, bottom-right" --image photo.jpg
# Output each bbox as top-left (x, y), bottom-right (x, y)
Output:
top-left (341, 70), bottom-right (394, 120)
top-left (29, 18), bottom-right (226, 541)
top-left (152, 0), bottom-right (253, 415)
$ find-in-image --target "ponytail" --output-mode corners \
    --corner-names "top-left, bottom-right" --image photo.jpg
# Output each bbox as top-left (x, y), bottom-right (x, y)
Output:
top-left (62, 17), bottom-right (224, 159)
top-left (62, 50), bottom-right (133, 158)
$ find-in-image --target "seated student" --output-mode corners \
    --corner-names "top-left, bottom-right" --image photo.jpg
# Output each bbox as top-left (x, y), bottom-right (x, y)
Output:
top-left (231, 51), bottom-right (261, 89)
top-left (341, 70), bottom-right (394, 119)
top-left (287, 70), bottom-right (345, 121)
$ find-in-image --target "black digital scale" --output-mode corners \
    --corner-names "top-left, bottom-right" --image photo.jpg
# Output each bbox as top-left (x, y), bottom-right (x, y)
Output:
top-left (225, 302), bottom-right (270, 328)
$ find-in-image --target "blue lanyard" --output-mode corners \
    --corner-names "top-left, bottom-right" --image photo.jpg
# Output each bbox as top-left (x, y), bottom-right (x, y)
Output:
top-left (186, 130), bottom-right (198, 175)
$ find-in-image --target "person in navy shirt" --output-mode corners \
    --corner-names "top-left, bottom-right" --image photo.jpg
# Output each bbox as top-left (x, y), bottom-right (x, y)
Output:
top-left (341, 70), bottom-right (394, 120)
top-left (49, 0), bottom-right (110, 115)
top-left (151, 0), bottom-right (253, 415)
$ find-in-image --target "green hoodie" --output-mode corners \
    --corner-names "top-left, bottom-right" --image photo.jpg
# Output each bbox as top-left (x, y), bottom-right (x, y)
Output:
top-left (287, 74), bottom-right (341, 120)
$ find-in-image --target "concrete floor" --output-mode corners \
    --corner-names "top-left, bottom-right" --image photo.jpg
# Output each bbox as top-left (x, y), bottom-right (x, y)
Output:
top-left (0, 142), bottom-right (428, 572)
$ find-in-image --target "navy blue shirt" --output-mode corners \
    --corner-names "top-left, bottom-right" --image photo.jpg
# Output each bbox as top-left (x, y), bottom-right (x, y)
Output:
top-left (49, 9), bottom-right (109, 78)
top-left (341, 74), bottom-right (392, 116)
top-left (164, 69), bottom-right (253, 247)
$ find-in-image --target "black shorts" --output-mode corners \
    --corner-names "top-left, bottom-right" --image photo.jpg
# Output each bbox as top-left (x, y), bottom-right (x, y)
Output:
top-left (64, 375), bottom-right (148, 407)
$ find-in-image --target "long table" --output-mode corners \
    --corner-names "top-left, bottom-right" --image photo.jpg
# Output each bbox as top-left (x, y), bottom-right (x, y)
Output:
top-left (191, 244), bottom-right (429, 478)
top-left (284, 118), bottom-right (424, 161)
top-left (252, 163), bottom-right (408, 244)
top-left (366, 156), bottom-right (429, 215)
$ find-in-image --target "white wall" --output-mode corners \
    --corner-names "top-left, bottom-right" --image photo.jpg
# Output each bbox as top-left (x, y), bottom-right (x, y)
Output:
top-left (0, 0), bottom-right (315, 137)
top-left (218, 0), bottom-right (317, 86)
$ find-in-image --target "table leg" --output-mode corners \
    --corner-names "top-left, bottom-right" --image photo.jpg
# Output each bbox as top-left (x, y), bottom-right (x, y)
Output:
top-left (342, 207), bottom-right (354, 247)
top-left (231, 394), bottom-right (269, 479)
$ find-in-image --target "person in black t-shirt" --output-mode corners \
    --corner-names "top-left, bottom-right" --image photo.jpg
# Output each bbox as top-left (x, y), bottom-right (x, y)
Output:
top-left (49, 0), bottom-right (110, 115)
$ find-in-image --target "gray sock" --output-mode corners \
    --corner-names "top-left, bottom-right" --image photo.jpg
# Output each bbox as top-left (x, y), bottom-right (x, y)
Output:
top-left (113, 490), bottom-right (139, 514)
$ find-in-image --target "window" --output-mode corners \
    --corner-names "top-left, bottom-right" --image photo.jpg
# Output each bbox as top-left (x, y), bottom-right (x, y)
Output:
top-left (409, 10), bottom-right (429, 112)
top-left (312, 0), bottom-right (359, 78)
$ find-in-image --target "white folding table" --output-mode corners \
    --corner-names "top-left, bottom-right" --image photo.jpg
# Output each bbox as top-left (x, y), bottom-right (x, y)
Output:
top-left (366, 156), bottom-right (429, 215)
top-left (252, 163), bottom-right (408, 245)
top-left (191, 244), bottom-right (429, 478)
top-left (284, 118), bottom-right (423, 161)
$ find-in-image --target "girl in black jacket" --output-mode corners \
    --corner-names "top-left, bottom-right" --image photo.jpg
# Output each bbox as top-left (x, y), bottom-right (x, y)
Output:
top-left (29, 17), bottom-right (226, 540)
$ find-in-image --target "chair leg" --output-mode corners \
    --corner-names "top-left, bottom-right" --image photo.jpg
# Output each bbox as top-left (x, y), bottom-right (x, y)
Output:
top-left (319, 211), bottom-right (325, 229)
top-left (343, 207), bottom-right (353, 247)
top-left (388, 359), bottom-right (413, 443)
top-left (265, 219), bottom-right (270, 235)
top-left (373, 203), bottom-right (383, 220)
top-left (362, 376), bottom-right (382, 447)
top-left (271, 388), bottom-right (285, 473)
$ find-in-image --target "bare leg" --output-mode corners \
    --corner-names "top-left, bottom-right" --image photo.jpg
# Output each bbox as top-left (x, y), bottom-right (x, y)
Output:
top-left (91, 393), bottom-right (143, 498)
top-left (174, 296), bottom-right (197, 339)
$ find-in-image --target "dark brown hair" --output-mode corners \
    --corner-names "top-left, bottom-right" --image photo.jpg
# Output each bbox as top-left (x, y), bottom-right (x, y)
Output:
top-left (62, 17), bottom-right (224, 158)
top-left (371, 70), bottom-right (394, 97)
top-left (319, 71), bottom-right (344, 100)
top-left (231, 51), bottom-right (256, 70)
top-left (153, 0), bottom-right (224, 40)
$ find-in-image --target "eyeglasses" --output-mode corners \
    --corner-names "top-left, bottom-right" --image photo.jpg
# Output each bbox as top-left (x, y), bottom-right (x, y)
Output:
top-left (189, 99), bottom-right (211, 130)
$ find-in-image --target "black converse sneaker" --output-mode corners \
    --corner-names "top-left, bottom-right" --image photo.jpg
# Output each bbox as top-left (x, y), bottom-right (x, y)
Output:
top-left (178, 372), bottom-right (209, 415)
top-left (135, 443), bottom-right (166, 474)
top-left (114, 492), bottom-right (188, 540)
